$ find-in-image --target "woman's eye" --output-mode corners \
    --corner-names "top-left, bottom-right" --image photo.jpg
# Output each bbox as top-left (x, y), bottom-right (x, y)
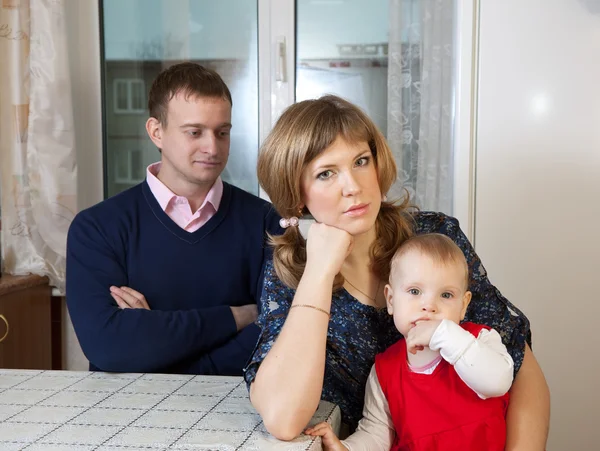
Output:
top-left (355, 156), bottom-right (370, 167)
top-left (317, 170), bottom-right (333, 180)
top-left (409, 288), bottom-right (420, 296)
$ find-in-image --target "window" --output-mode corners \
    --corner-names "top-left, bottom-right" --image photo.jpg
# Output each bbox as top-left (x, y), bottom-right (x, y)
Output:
top-left (113, 79), bottom-right (146, 114)
top-left (114, 149), bottom-right (145, 184)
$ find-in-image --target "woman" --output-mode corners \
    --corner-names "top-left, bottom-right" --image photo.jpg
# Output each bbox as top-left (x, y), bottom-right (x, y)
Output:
top-left (245, 95), bottom-right (549, 448)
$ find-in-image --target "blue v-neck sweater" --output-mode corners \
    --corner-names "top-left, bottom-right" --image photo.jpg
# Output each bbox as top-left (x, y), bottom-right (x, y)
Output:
top-left (66, 181), bottom-right (282, 375)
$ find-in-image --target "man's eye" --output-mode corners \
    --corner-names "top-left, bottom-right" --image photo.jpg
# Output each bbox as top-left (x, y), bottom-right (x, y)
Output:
top-left (187, 130), bottom-right (199, 137)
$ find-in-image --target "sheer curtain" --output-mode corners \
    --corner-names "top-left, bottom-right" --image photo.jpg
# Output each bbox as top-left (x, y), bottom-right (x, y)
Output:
top-left (387, 0), bottom-right (455, 214)
top-left (0, 0), bottom-right (77, 291)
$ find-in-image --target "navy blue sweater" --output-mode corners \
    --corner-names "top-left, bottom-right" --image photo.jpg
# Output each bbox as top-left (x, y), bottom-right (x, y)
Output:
top-left (66, 181), bottom-right (282, 375)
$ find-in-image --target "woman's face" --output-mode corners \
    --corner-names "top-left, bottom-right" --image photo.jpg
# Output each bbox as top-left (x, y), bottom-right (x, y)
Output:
top-left (300, 135), bottom-right (382, 236)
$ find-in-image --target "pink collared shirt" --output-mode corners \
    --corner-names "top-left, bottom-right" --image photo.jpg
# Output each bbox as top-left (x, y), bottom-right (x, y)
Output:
top-left (146, 162), bottom-right (223, 232)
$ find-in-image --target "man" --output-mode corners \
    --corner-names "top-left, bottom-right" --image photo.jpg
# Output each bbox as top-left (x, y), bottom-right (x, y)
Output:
top-left (66, 63), bottom-right (281, 375)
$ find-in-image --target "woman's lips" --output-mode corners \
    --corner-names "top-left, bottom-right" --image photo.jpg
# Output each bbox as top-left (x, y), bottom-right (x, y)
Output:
top-left (344, 203), bottom-right (370, 217)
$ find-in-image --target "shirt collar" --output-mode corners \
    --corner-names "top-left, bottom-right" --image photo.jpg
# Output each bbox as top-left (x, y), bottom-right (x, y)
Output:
top-left (146, 162), bottom-right (223, 213)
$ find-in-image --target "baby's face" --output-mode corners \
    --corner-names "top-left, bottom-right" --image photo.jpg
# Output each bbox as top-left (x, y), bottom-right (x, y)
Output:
top-left (385, 250), bottom-right (471, 336)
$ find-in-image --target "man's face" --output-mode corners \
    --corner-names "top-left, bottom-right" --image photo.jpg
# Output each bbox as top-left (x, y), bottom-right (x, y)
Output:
top-left (147, 92), bottom-right (232, 189)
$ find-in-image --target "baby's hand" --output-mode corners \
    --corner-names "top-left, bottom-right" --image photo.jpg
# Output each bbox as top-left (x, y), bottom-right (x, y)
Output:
top-left (406, 319), bottom-right (442, 354)
top-left (305, 422), bottom-right (346, 451)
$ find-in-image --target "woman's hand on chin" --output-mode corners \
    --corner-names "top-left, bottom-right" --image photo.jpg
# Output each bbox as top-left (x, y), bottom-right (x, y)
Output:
top-left (305, 222), bottom-right (353, 278)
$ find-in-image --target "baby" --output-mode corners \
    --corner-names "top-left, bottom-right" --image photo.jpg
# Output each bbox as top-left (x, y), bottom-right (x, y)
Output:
top-left (306, 233), bottom-right (514, 450)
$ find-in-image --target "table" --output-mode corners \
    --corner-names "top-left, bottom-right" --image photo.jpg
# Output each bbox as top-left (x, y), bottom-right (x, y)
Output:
top-left (0, 370), bottom-right (341, 450)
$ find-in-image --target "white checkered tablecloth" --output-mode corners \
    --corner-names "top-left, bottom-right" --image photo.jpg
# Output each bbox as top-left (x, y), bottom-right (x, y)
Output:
top-left (0, 370), bottom-right (341, 451)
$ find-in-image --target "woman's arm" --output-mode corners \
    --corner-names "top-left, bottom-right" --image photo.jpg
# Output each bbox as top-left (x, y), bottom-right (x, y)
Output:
top-left (506, 344), bottom-right (550, 450)
top-left (251, 267), bottom-right (333, 440)
top-left (250, 224), bottom-right (353, 440)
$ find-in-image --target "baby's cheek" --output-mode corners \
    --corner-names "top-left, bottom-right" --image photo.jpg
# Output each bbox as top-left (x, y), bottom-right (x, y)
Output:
top-left (393, 317), bottom-right (410, 337)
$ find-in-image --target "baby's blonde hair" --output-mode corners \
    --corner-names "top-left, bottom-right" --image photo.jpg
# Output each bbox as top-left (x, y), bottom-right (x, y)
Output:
top-left (390, 233), bottom-right (469, 289)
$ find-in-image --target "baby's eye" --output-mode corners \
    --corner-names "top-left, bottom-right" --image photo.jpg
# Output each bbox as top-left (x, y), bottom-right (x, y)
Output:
top-left (441, 292), bottom-right (453, 299)
top-left (408, 288), bottom-right (420, 296)
top-left (317, 170), bottom-right (333, 180)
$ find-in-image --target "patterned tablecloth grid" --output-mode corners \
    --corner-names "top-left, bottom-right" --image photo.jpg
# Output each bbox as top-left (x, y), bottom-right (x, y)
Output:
top-left (0, 370), bottom-right (340, 451)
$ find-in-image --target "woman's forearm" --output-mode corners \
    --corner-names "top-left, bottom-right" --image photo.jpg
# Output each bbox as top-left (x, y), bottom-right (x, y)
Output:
top-left (506, 344), bottom-right (550, 450)
top-left (251, 267), bottom-right (334, 440)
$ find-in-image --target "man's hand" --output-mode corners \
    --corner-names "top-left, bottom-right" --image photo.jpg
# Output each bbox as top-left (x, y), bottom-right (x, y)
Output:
top-left (110, 286), bottom-right (151, 310)
top-left (230, 304), bottom-right (258, 331)
top-left (305, 422), bottom-right (346, 451)
top-left (406, 319), bottom-right (442, 354)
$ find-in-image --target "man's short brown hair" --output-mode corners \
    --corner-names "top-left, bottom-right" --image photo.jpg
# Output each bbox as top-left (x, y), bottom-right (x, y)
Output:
top-left (148, 62), bottom-right (232, 127)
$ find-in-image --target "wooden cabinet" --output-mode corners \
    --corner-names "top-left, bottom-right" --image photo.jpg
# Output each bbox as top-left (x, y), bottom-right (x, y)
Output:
top-left (0, 274), bottom-right (61, 369)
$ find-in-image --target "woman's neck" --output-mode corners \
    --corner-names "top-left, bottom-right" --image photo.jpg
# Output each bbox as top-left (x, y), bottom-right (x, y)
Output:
top-left (344, 226), bottom-right (376, 267)
top-left (341, 226), bottom-right (385, 307)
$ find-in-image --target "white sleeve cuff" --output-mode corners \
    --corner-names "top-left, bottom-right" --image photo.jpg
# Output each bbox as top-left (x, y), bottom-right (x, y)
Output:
top-left (430, 320), bottom-right (514, 399)
top-left (429, 319), bottom-right (476, 365)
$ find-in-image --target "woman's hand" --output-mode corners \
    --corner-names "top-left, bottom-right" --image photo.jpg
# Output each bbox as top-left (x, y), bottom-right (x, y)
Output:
top-left (305, 422), bottom-right (347, 451)
top-left (305, 223), bottom-right (353, 278)
top-left (110, 286), bottom-right (150, 310)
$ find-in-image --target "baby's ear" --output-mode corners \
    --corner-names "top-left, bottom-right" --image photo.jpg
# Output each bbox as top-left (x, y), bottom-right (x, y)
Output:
top-left (461, 291), bottom-right (472, 320)
top-left (384, 284), bottom-right (394, 315)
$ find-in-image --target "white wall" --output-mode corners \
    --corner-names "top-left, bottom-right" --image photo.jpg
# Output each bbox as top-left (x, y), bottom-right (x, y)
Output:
top-left (63, 0), bottom-right (103, 371)
top-left (475, 0), bottom-right (600, 449)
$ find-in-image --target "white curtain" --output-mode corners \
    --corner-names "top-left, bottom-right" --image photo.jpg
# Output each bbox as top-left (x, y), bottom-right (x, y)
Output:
top-left (387, 0), bottom-right (454, 214)
top-left (0, 0), bottom-right (77, 291)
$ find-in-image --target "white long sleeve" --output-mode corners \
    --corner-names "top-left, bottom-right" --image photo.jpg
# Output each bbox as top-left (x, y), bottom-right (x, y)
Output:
top-left (429, 319), bottom-right (514, 399)
top-left (341, 366), bottom-right (394, 451)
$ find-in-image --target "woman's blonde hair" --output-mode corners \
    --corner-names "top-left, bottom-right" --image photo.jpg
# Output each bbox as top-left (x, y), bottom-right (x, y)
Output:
top-left (257, 95), bottom-right (415, 290)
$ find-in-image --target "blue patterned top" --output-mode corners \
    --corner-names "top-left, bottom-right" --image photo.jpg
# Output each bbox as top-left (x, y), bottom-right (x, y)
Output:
top-left (243, 212), bottom-right (531, 428)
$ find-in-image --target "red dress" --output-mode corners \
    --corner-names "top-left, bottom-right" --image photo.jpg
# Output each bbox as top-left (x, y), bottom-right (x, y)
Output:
top-left (375, 322), bottom-right (509, 451)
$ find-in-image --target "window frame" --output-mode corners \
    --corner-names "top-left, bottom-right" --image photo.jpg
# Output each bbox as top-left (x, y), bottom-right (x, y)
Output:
top-left (113, 148), bottom-right (144, 185)
top-left (112, 78), bottom-right (146, 115)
